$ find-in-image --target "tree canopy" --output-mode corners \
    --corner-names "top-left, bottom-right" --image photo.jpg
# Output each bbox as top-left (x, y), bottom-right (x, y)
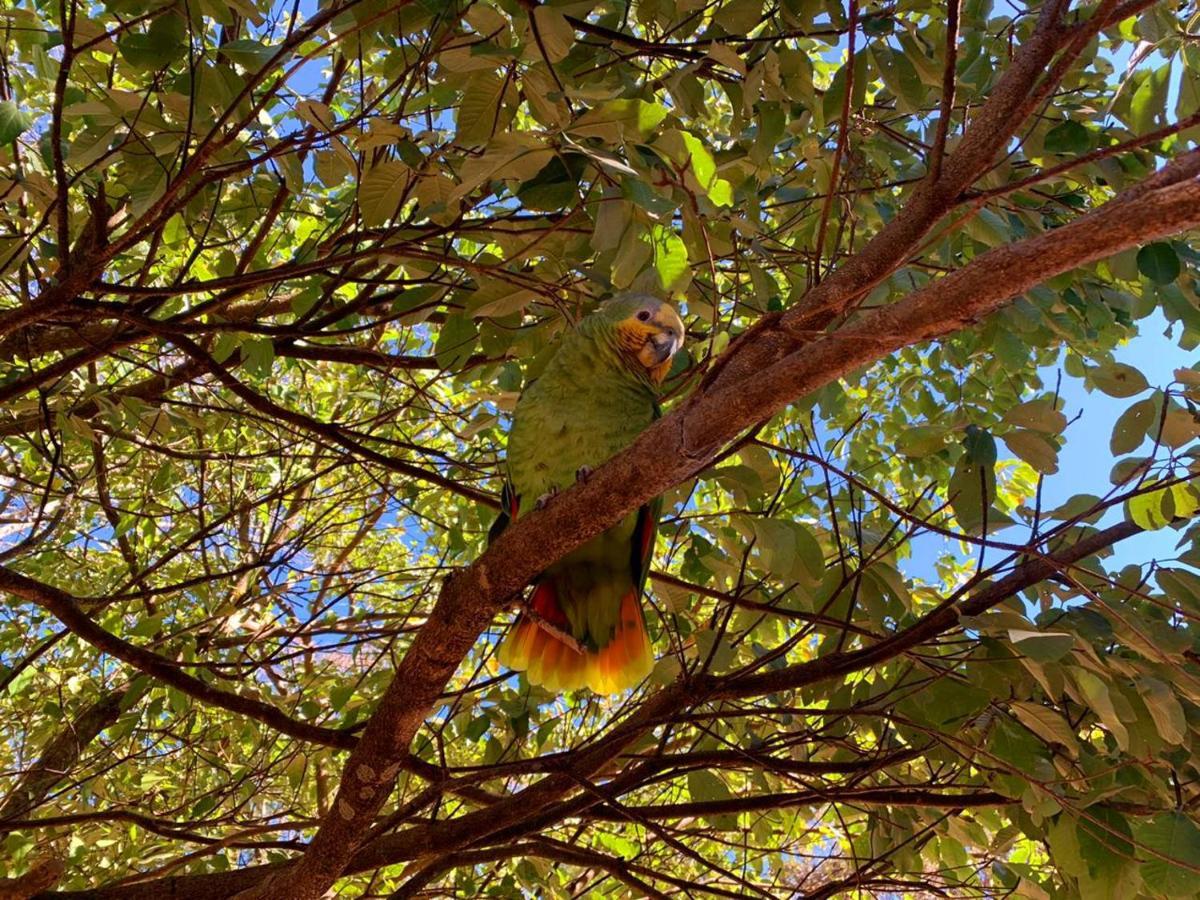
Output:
top-left (1, 0), bottom-right (1199, 896)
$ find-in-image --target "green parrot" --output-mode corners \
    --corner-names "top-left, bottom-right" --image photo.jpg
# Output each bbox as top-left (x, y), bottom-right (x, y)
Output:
top-left (490, 293), bottom-right (686, 694)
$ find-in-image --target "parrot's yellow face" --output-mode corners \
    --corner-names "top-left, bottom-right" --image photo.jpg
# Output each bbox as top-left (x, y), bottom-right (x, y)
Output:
top-left (611, 295), bottom-right (686, 384)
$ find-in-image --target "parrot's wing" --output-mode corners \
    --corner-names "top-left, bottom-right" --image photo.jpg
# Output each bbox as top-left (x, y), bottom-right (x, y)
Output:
top-left (487, 479), bottom-right (519, 545)
top-left (630, 399), bottom-right (664, 596)
top-left (630, 496), bottom-right (661, 597)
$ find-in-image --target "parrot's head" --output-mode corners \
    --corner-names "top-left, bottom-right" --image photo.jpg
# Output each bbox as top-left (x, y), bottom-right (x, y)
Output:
top-left (599, 293), bottom-right (685, 384)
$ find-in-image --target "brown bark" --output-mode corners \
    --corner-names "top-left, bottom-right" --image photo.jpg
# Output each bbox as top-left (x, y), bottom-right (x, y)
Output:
top-left (0, 859), bottom-right (65, 900)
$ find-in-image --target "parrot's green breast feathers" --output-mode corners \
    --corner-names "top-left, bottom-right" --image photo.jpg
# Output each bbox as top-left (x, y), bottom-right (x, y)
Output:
top-left (505, 294), bottom-right (682, 500)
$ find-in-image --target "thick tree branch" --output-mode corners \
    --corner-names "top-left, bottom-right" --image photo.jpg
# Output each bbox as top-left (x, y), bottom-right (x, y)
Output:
top-left (32, 512), bottom-right (1155, 899)
top-left (236, 151), bottom-right (1199, 897)
top-left (0, 688), bottom-right (130, 822)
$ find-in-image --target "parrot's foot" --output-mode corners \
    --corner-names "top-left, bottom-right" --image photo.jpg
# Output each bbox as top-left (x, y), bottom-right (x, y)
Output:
top-left (534, 486), bottom-right (559, 510)
top-left (575, 465), bottom-right (593, 483)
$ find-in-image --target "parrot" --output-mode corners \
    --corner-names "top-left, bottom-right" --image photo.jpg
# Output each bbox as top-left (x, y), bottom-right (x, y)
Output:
top-left (490, 293), bottom-right (686, 695)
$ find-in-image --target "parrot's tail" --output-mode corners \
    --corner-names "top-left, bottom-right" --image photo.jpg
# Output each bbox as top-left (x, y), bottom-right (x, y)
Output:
top-left (497, 582), bottom-right (653, 694)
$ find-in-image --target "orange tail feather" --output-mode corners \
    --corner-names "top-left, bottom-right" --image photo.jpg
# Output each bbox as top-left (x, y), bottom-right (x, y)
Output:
top-left (497, 585), bottom-right (653, 695)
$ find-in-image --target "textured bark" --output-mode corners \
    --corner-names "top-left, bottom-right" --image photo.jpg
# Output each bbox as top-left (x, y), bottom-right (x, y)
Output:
top-left (0, 859), bottom-right (65, 900)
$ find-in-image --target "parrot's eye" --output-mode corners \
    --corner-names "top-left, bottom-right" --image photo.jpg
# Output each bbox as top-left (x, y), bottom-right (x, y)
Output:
top-left (636, 310), bottom-right (651, 322)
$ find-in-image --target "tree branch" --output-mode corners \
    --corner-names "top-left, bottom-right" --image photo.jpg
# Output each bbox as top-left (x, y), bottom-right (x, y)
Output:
top-left (235, 151), bottom-right (1199, 897)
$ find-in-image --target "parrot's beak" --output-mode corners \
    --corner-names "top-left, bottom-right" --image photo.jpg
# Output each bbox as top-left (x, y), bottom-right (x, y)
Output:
top-left (647, 330), bottom-right (679, 365)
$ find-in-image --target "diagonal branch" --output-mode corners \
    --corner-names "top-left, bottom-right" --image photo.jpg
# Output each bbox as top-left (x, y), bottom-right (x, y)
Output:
top-left (240, 143), bottom-right (1200, 898)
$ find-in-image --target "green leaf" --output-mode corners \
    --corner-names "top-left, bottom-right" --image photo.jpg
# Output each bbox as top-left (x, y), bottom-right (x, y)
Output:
top-left (678, 131), bottom-right (730, 205)
top-left (1110, 397), bottom-right (1156, 455)
top-left (707, 178), bottom-right (733, 207)
top-left (219, 39), bottom-right (276, 70)
top-left (861, 14), bottom-right (894, 36)
top-left (897, 32), bottom-right (943, 86)
top-left (610, 223), bottom-right (652, 289)
top-left (1009, 701), bottom-right (1080, 755)
top-left (646, 225), bottom-right (688, 292)
top-left (686, 769), bottom-right (737, 830)
top-left (948, 459), bottom-right (997, 533)
top-left (1127, 484), bottom-right (1172, 531)
top-left (240, 338), bottom-right (275, 379)
top-left (1077, 807), bottom-right (1135, 878)
top-left (531, 7), bottom-right (575, 63)
top-left (434, 314), bottom-right (478, 370)
top-left (0, 101), bottom-right (33, 144)
top-left (949, 427), bottom-right (998, 531)
top-left (569, 99), bottom-right (667, 141)
top-left (1043, 120), bottom-right (1090, 155)
top-left (1007, 629), bottom-right (1073, 662)
top-left (909, 679), bottom-right (992, 728)
top-left (1002, 430), bottom-right (1059, 474)
top-left (591, 195), bottom-right (631, 253)
top-left (1137, 243), bottom-right (1181, 284)
top-left (466, 281), bottom-right (535, 319)
top-left (1092, 362), bottom-right (1149, 398)
top-left (649, 655), bottom-right (681, 685)
top-left (1047, 815), bottom-right (1087, 878)
top-left (456, 72), bottom-right (513, 146)
top-left (822, 61), bottom-right (849, 126)
top-left (751, 518), bottom-right (823, 583)
top-left (1002, 398), bottom-right (1066, 434)
top-left (869, 45), bottom-right (924, 114)
top-left (714, 465), bottom-right (764, 504)
top-left (1161, 403), bottom-right (1200, 449)
top-left (1136, 677), bottom-right (1185, 745)
top-left (450, 137), bottom-right (555, 206)
top-left (358, 161), bottom-right (410, 228)
top-left (962, 424), bottom-right (997, 466)
top-left (1045, 493), bottom-right (1104, 523)
top-left (1137, 812), bottom-right (1200, 897)
top-left (119, 14), bottom-right (186, 71)
top-left (1127, 65), bottom-right (1170, 135)
top-left (1072, 669), bottom-right (1129, 750)
top-left (517, 154), bottom-right (584, 211)
top-left (896, 424), bottom-right (949, 457)
top-left (705, 43), bottom-right (746, 76)
top-left (1156, 567), bottom-right (1200, 613)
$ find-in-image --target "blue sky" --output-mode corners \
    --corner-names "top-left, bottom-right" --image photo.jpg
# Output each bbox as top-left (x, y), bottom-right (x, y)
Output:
top-left (902, 311), bottom-right (1196, 582)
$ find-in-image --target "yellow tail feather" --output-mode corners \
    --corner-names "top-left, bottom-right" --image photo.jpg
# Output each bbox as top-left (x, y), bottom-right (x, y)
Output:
top-left (498, 592), bottom-right (653, 695)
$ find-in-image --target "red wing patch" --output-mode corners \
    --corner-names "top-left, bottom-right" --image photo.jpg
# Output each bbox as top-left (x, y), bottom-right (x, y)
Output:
top-left (529, 581), bottom-right (568, 629)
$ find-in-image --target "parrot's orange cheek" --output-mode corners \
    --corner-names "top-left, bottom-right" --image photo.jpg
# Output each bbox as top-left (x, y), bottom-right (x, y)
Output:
top-left (637, 344), bottom-right (674, 383)
top-left (636, 342), bottom-right (660, 369)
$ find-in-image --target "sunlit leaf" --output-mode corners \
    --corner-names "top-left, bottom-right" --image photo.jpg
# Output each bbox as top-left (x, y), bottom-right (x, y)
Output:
top-left (0, 101), bottom-right (32, 143)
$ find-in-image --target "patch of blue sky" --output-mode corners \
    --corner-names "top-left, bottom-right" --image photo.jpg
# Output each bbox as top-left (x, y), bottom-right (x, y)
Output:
top-left (901, 306), bottom-right (1197, 584)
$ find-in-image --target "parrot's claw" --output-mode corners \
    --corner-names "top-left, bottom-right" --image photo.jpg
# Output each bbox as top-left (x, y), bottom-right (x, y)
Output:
top-left (534, 487), bottom-right (559, 510)
top-left (575, 465), bottom-right (593, 483)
